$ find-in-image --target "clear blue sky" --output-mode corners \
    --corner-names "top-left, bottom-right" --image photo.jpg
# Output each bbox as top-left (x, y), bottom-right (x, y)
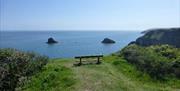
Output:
top-left (0, 0), bottom-right (180, 31)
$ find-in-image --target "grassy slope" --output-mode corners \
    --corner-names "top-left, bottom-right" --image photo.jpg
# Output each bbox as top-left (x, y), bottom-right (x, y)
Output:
top-left (22, 56), bottom-right (180, 91)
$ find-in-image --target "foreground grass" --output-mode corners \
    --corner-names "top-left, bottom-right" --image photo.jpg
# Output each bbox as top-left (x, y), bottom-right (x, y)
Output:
top-left (22, 56), bottom-right (180, 91)
top-left (22, 59), bottom-right (76, 91)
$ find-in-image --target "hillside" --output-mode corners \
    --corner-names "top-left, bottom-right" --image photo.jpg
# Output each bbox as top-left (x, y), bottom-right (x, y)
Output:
top-left (21, 55), bottom-right (180, 91)
top-left (132, 28), bottom-right (180, 47)
top-left (1, 46), bottom-right (180, 91)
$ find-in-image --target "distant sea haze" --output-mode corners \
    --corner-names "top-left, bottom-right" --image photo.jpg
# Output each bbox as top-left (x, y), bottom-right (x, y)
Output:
top-left (0, 31), bottom-right (141, 58)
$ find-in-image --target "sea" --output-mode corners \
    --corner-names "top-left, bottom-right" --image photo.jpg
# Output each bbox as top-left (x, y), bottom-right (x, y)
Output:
top-left (0, 31), bottom-right (142, 58)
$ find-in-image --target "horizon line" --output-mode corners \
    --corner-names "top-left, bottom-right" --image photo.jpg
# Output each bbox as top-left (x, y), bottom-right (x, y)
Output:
top-left (0, 29), bottom-right (143, 32)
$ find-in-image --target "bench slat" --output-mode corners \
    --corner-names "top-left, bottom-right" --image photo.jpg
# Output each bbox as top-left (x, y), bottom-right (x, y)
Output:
top-left (75, 55), bottom-right (103, 59)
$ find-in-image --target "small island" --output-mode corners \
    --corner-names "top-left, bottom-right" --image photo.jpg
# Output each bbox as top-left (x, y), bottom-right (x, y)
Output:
top-left (46, 37), bottom-right (58, 44)
top-left (101, 38), bottom-right (115, 44)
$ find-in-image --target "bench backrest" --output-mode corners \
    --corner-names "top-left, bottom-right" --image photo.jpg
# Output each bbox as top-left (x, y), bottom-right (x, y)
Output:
top-left (75, 55), bottom-right (103, 59)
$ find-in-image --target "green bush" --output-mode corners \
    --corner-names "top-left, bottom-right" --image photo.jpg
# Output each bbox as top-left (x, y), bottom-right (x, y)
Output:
top-left (0, 48), bottom-right (48, 91)
top-left (119, 44), bottom-right (180, 80)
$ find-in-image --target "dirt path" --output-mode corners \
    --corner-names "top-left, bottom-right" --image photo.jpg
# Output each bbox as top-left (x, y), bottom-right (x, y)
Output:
top-left (67, 62), bottom-right (143, 91)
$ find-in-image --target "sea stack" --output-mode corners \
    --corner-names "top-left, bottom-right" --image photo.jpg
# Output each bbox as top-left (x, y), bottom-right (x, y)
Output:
top-left (101, 38), bottom-right (115, 44)
top-left (46, 37), bottom-right (58, 44)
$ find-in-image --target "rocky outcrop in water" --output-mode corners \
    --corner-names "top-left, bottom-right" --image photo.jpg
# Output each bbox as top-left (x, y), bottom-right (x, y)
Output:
top-left (101, 38), bottom-right (115, 44)
top-left (46, 37), bottom-right (58, 44)
top-left (131, 28), bottom-right (180, 47)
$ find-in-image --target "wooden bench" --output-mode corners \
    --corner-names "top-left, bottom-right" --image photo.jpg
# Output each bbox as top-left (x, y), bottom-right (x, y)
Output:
top-left (74, 55), bottom-right (103, 66)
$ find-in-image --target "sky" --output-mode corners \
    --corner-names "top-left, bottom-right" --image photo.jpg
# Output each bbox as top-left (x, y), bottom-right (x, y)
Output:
top-left (0, 0), bottom-right (180, 31)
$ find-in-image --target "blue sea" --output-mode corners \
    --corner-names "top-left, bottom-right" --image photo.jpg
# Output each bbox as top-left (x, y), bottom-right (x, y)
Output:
top-left (0, 31), bottom-right (141, 58)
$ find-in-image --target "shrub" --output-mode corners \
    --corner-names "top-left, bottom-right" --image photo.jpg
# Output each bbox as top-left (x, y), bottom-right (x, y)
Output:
top-left (119, 44), bottom-right (180, 80)
top-left (0, 48), bottom-right (48, 91)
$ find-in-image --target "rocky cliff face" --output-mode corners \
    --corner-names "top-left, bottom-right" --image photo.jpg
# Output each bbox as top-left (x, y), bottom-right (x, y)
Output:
top-left (134, 28), bottom-right (180, 47)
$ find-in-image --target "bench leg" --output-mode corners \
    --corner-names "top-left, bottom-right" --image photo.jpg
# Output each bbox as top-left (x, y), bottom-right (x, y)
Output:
top-left (79, 58), bottom-right (82, 65)
top-left (96, 57), bottom-right (101, 64)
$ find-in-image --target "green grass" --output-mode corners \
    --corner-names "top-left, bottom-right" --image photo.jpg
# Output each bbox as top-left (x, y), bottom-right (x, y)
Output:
top-left (22, 56), bottom-right (180, 91)
top-left (22, 59), bottom-right (77, 91)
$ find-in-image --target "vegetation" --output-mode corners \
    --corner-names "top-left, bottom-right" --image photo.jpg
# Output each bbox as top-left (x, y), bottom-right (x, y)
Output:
top-left (0, 48), bottom-right (48, 91)
top-left (1, 44), bottom-right (180, 91)
top-left (21, 57), bottom-right (180, 91)
top-left (119, 44), bottom-right (180, 80)
top-left (22, 59), bottom-right (76, 91)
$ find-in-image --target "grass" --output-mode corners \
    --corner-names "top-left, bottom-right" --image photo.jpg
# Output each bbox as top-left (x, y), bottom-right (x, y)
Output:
top-left (22, 56), bottom-right (180, 91)
top-left (22, 59), bottom-right (77, 91)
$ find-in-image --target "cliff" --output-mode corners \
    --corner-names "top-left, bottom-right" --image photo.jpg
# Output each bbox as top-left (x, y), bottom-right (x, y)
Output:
top-left (134, 28), bottom-right (180, 47)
